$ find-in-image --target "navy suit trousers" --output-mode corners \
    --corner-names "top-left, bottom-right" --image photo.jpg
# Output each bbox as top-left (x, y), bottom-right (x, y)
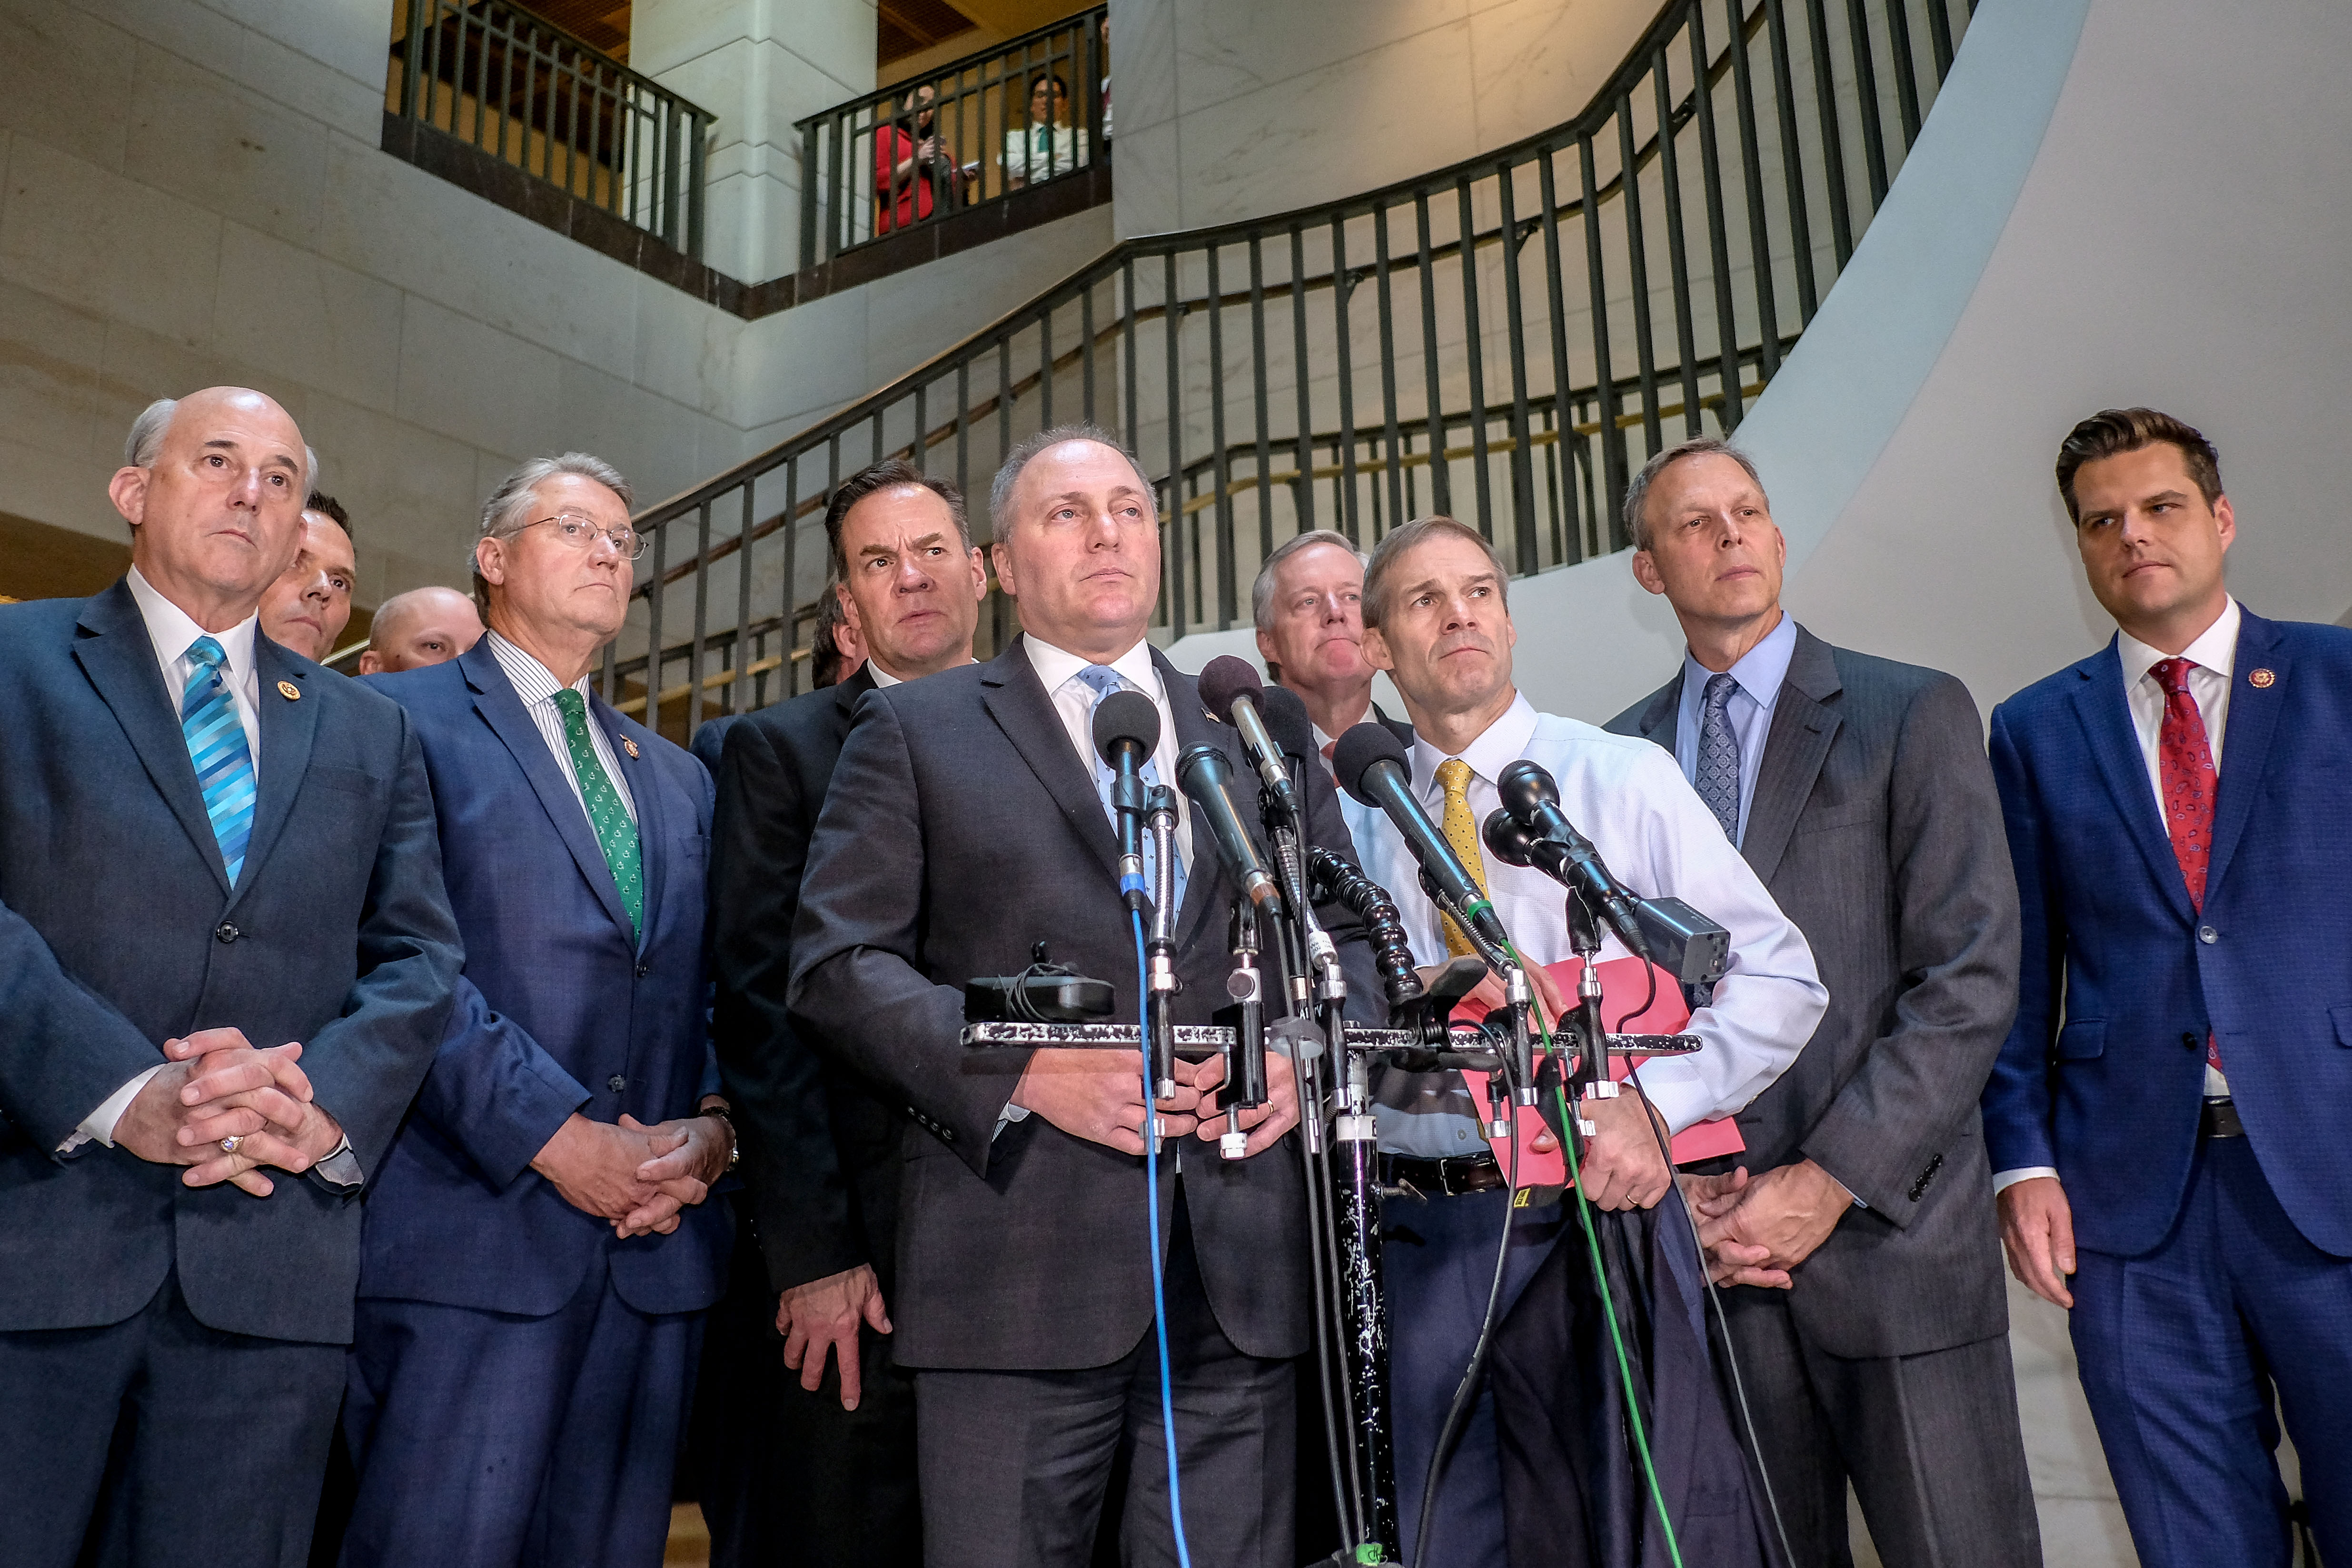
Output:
top-left (339, 1256), bottom-right (702, 1568)
top-left (2072, 1135), bottom-right (2352, 1568)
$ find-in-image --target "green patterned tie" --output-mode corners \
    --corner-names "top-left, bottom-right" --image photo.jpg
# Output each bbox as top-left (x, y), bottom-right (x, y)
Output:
top-left (553, 688), bottom-right (642, 940)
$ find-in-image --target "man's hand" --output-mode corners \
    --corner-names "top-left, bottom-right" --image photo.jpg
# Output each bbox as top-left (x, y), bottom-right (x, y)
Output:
top-left (112, 1030), bottom-right (337, 1197)
top-left (530, 1114), bottom-right (665, 1226)
top-left (775, 1264), bottom-right (893, 1411)
top-left (1679, 1168), bottom-right (1790, 1288)
top-left (1458, 960), bottom-right (1570, 1027)
top-left (1572, 1092), bottom-right (1672, 1210)
top-left (1010, 1049), bottom-right (1203, 1154)
top-left (1189, 1048), bottom-right (1301, 1158)
top-left (1997, 1175), bottom-right (2076, 1310)
top-left (1697, 1157), bottom-right (1852, 1275)
top-left (615, 1112), bottom-right (731, 1238)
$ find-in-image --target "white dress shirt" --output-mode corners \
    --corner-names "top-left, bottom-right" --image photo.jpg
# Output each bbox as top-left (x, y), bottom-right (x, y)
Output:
top-left (1351, 693), bottom-right (1827, 1142)
top-left (1992, 598), bottom-right (2242, 1194)
top-left (69, 570), bottom-right (359, 1186)
top-left (486, 631), bottom-right (636, 824)
top-left (1671, 612), bottom-right (1797, 847)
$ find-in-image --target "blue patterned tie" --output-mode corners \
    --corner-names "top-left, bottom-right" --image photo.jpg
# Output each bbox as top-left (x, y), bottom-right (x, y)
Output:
top-left (1695, 671), bottom-right (1742, 844)
top-left (1073, 665), bottom-right (1187, 909)
top-left (180, 636), bottom-right (257, 885)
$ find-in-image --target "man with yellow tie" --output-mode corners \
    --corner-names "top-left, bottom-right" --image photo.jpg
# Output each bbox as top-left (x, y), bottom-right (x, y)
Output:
top-left (1341, 516), bottom-right (1825, 1567)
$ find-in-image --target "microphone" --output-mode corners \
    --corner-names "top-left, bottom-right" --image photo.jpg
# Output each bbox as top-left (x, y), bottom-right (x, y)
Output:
top-left (1493, 760), bottom-right (1650, 959)
top-left (1092, 690), bottom-right (1161, 912)
top-left (1197, 656), bottom-right (1299, 816)
top-left (1485, 804), bottom-right (1730, 987)
top-left (1176, 746), bottom-right (1282, 913)
top-left (1256, 684), bottom-right (1318, 774)
top-left (1331, 722), bottom-right (1511, 959)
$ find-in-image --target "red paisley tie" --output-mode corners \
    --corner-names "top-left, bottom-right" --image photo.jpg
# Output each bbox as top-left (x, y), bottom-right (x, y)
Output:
top-left (2153, 657), bottom-right (2223, 1073)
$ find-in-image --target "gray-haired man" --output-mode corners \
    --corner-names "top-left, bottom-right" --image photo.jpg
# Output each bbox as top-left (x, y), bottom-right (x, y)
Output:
top-left (1251, 528), bottom-right (1411, 767)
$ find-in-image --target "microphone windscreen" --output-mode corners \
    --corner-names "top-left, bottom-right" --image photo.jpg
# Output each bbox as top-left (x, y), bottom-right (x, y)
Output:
top-left (1196, 655), bottom-right (1264, 726)
top-left (1092, 689), bottom-right (1161, 766)
top-left (1331, 722), bottom-right (1410, 808)
top-left (1257, 684), bottom-right (1316, 762)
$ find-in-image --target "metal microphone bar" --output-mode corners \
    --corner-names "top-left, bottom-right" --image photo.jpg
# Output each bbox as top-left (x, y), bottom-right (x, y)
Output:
top-left (959, 1022), bottom-right (1700, 1056)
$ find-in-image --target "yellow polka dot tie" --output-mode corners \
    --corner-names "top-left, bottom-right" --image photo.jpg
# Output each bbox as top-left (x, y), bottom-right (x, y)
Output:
top-left (1435, 758), bottom-right (1491, 957)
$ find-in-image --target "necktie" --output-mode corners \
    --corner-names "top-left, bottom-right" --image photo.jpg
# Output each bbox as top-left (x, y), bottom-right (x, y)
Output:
top-left (180, 635), bottom-right (257, 886)
top-left (553, 688), bottom-right (643, 941)
top-left (2153, 658), bottom-right (2223, 1074)
top-left (1434, 758), bottom-right (1490, 958)
top-left (1695, 672), bottom-right (1742, 843)
top-left (1073, 666), bottom-right (1186, 910)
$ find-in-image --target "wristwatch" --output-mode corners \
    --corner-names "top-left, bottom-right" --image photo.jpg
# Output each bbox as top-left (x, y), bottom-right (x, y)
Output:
top-left (698, 1102), bottom-right (741, 1172)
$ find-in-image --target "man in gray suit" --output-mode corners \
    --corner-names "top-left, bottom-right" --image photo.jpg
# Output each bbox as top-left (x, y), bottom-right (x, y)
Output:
top-left (1608, 439), bottom-right (2040, 1568)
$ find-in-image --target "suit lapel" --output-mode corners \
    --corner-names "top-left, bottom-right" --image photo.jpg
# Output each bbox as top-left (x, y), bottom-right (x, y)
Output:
top-left (2203, 610), bottom-right (2286, 903)
top-left (829, 664), bottom-right (879, 749)
top-left (227, 635), bottom-right (320, 912)
top-left (462, 640), bottom-right (636, 938)
top-left (1630, 674), bottom-right (1682, 744)
top-left (2069, 639), bottom-right (2195, 923)
top-left (600, 697), bottom-right (665, 954)
top-left (979, 640), bottom-right (1124, 884)
top-left (71, 582), bottom-right (232, 898)
top-left (1740, 628), bottom-right (1842, 886)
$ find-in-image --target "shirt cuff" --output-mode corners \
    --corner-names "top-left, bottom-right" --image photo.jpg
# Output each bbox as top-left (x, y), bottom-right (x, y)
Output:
top-left (1992, 1165), bottom-right (2060, 1194)
top-left (60, 1064), bottom-right (167, 1154)
top-left (993, 1102), bottom-right (1032, 1141)
top-left (1807, 1158), bottom-right (1866, 1209)
top-left (311, 1137), bottom-right (363, 1189)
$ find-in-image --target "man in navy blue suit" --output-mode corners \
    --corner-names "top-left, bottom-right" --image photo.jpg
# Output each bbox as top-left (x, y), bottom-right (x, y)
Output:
top-left (340, 453), bottom-right (734, 1568)
top-left (0, 387), bottom-right (461, 1567)
top-left (1984, 407), bottom-right (2352, 1568)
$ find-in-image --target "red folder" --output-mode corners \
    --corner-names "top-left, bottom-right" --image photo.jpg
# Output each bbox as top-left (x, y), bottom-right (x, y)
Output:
top-left (1452, 954), bottom-right (1745, 1189)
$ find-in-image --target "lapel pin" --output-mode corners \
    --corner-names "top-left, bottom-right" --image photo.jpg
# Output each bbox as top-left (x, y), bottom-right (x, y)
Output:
top-left (622, 737), bottom-right (641, 758)
top-left (2249, 668), bottom-right (2276, 688)
top-left (277, 680), bottom-right (301, 700)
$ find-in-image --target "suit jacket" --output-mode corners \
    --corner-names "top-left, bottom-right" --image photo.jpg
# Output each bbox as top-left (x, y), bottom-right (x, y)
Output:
top-left (707, 665), bottom-right (904, 1296)
top-left (1610, 625), bottom-right (2019, 1357)
top-left (0, 582), bottom-right (461, 1343)
top-left (354, 638), bottom-right (729, 1318)
top-left (787, 639), bottom-right (1384, 1370)
top-left (1982, 607), bottom-right (2352, 1259)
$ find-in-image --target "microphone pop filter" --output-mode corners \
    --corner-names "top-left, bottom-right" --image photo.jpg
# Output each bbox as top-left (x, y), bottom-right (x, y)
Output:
top-left (1091, 688), bottom-right (1162, 767)
top-left (1330, 721), bottom-right (1410, 809)
top-left (1196, 655), bottom-right (1264, 727)
top-left (1256, 684), bottom-right (1315, 763)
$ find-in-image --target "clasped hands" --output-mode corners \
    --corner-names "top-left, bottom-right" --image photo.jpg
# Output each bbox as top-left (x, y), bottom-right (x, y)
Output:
top-left (1011, 1046), bottom-right (1300, 1158)
top-left (112, 1027), bottom-right (345, 1197)
top-left (1680, 1158), bottom-right (1854, 1289)
top-left (530, 1109), bottom-right (731, 1239)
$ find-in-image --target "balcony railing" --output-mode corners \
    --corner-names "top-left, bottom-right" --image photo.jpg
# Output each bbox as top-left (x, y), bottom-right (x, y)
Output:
top-left (387, 0), bottom-right (714, 259)
top-left (797, 6), bottom-right (1110, 266)
top-left (614, 0), bottom-right (1975, 740)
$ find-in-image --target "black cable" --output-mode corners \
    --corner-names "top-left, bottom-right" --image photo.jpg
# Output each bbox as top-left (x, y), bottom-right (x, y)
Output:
top-left (1292, 1045), bottom-right (1363, 1550)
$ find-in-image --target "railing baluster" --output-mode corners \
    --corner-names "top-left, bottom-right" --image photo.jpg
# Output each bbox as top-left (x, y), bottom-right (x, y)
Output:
top-left (1805, 0), bottom-right (1856, 267)
top-left (1412, 192), bottom-right (1449, 519)
top-left (1162, 251), bottom-right (1187, 642)
top-left (1534, 148), bottom-right (1583, 562)
top-left (1885, 0), bottom-right (1923, 145)
top-left (1615, 97), bottom-right (1664, 463)
top-left (1727, 0), bottom-right (1785, 380)
top-left (1247, 235), bottom-right (1274, 559)
top-left (1372, 205), bottom-right (1405, 534)
top-left (1846, 0), bottom-right (1891, 205)
top-left (1763, 0), bottom-right (1820, 323)
top-left (1290, 224), bottom-right (1319, 538)
top-left (1577, 133), bottom-right (1625, 546)
top-left (688, 501), bottom-right (712, 734)
top-left (1454, 177), bottom-right (1493, 540)
top-left (733, 485), bottom-right (755, 717)
top-left (1494, 163), bottom-right (1538, 576)
top-left (1206, 244), bottom-right (1235, 629)
top-left (1654, 41), bottom-right (1704, 439)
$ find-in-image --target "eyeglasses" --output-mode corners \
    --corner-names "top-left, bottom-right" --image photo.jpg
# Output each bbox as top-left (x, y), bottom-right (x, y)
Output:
top-left (526, 513), bottom-right (647, 560)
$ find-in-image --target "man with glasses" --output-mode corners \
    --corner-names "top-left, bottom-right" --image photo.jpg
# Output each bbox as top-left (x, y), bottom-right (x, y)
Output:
top-left (339, 454), bottom-right (735, 1568)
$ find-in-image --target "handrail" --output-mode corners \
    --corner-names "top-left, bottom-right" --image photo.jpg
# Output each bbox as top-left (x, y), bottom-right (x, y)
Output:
top-left (386, 0), bottom-right (715, 258)
top-left (794, 5), bottom-right (1109, 266)
top-left (616, 0), bottom-right (1974, 736)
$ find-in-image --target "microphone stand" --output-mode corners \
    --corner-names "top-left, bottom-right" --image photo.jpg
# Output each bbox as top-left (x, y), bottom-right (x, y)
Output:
top-left (1144, 785), bottom-right (1181, 1109)
top-left (1215, 903), bottom-right (1267, 1160)
top-left (1564, 891), bottom-right (1615, 1142)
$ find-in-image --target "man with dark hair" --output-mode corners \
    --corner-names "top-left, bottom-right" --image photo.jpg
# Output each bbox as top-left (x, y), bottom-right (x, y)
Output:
top-left (257, 491), bottom-right (357, 663)
top-left (702, 457), bottom-right (986, 1566)
top-left (1984, 408), bottom-right (2352, 1568)
top-left (809, 584), bottom-right (865, 690)
top-left (788, 426), bottom-right (1381, 1566)
top-left (1611, 437), bottom-right (2039, 1568)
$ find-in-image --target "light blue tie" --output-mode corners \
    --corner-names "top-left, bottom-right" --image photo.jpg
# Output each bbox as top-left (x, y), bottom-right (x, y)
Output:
top-left (1073, 665), bottom-right (1187, 910)
top-left (1695, 671), bottom-right (1742, 844)
top-left (181, 635), bottom-right (258, 886)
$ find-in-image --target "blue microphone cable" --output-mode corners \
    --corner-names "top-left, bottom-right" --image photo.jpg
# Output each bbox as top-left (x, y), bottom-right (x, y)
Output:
top-left (1131, 906), bottom-right (1194, 1568)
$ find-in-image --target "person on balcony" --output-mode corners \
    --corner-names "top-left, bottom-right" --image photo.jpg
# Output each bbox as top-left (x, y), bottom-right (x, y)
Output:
top-left (876, 83), bottom-right (950, 235)
top-left (1002, 73), bottom-right (1087, 190)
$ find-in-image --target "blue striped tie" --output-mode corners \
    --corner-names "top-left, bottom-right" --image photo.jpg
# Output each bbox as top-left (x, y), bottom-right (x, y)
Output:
top-left (181, 636), bottom-right (257, 885)
top-left (1074, 665), bottom-right (1186, 909)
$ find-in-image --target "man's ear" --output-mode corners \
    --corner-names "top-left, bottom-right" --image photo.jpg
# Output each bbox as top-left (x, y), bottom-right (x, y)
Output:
top-left (1629, 549), bottom-right (1667, 596)
top-left (109, 466), bottom-right (150, 529)
top-left (1362, 625), bottom-right (1396, 674)
top-left (966, 545), bottom-right (989, 601)
top-left (474, 536), bottom-right (507, 590)
top-left (990, 539), bottom-right (1019, 598)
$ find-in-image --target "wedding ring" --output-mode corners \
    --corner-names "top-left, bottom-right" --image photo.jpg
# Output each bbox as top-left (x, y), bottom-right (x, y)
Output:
top-left (220, 1135), bottom-right (243, 1154)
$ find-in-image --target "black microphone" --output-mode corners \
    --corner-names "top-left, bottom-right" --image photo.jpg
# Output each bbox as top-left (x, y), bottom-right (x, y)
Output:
top-left (1197, 656), bottom-right (1299, 816)
top-left (1494, 760), bottom-right (1649, 959)
top-left (1092, 690), bottom-right (1161, 911)
top-left (1331, 722), bottom-right (1511, 958)
top-left (1255, 684), bottom-right (1318, 775)
top-left (1176, 745), bottom-right (1282, 913)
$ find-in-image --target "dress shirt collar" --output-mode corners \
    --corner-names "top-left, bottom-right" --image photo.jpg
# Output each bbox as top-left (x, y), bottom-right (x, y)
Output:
top-left (126, 565), bottom-right (259, 684)
top-left (2116, 597), bottom-right (2240, 690)
top-left (867, 660), bottom-right (900, 688)
top-left (1410, 690), bottom-right (1539, 798)
top-left (484, 628), bottom-right (592, 706)
top-left (1022, 631), bottom-right (1161, 699)
top-left (1679, 609), bottom-right (1798, 716)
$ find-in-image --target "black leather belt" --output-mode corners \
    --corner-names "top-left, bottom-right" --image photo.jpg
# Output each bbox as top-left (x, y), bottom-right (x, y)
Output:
top-left (1379, 1152), bottom-right (1507, 1199)
top-left (2201, 1097), bottom-right (2245, 1140)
